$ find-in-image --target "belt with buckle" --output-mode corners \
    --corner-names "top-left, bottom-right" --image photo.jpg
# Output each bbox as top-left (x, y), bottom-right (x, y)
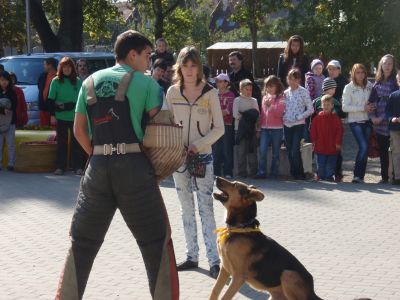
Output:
top-left (92, 143), bottom-right (141, 155)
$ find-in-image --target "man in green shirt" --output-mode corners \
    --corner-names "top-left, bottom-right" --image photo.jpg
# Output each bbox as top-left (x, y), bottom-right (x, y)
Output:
top-left (55, 30), bottom-right (179, 300)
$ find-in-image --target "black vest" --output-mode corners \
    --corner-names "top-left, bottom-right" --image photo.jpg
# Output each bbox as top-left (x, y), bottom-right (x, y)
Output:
top-left (85, 71), bottom-right (139, 146)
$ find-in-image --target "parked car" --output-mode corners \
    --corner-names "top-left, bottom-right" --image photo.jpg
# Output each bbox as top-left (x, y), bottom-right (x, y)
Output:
top-left (0, 52), bottom-right (115, 125)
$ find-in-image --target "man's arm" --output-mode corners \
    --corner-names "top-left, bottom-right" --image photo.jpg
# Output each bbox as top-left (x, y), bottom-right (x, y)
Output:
top-left (74, 112), bottom-right (92, 155)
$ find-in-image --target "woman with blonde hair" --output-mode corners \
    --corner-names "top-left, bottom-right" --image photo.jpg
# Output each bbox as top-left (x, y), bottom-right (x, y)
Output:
top-left (368, 54), bottom-right (399, 183)
top-left (166, 46), bottom-right (224, 278)
top-left (342, 64), bottom-right (374, 183)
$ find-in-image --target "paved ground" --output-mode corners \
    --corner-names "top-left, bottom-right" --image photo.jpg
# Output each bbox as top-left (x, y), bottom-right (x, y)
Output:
top-left (1, 125), bottom-right (399, 300)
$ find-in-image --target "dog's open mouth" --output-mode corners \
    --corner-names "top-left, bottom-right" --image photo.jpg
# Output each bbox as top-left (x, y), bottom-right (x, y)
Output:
top-left (213, 190), bottom-right (229, 203)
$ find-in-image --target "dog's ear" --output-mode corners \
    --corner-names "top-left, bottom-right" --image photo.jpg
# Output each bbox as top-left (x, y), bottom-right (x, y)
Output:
top-left (240, 185), bottom-right (264, 201)
top-left (246, 188), bottom-right (264, 202)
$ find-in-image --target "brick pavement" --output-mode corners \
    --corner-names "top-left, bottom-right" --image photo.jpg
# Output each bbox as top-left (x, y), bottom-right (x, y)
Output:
top-left (0, 169), bottom-right (399, 300)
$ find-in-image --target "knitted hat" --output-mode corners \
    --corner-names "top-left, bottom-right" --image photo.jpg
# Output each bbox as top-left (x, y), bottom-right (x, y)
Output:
top-left (310, 59), bottom-right (324, 71)
top-left (322, 78), bottom-right (337, 91)
top-left (327, 60), bottom-right (341, 69)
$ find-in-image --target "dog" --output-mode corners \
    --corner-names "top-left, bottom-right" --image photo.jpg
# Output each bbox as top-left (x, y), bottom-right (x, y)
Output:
top-left (209, 177), bottom-right (323, 300)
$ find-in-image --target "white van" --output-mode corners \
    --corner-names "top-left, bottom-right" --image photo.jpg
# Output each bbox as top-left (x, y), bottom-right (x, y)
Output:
top-left (0, 52), bottom-right (115, 125)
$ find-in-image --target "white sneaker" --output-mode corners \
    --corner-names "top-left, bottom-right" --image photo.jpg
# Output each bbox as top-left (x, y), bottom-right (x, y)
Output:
top-left (54, 168), bottom-right (64, 175)
top-left (352, 177), bottom-right (364, 183)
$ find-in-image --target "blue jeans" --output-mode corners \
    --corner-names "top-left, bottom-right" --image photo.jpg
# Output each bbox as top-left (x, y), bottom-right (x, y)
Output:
top-left (212, 125), bottom-right (234, 176)
top-left (257, 128), bottom-right (283, 177)
top-left (349, 122), bottom-right (371, 179)
top-left (172, 162), bottom-right (220, 267)
top-left (284, 124), bottom-right (305, 179)
top-left (316, 154), bottom-right (337, 180)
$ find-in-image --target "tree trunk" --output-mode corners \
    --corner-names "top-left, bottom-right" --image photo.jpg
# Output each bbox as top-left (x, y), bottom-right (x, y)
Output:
top-left (154, 12), bottom-right (164, 40)
top-left (152, 0), bottom-right (182, 40)
top-left (26, 0), bottom-right (83, 52)
top-left (29, 0), bottom-right (60, 51)
top-left (248, 0), bottom-right (258, 77)
top-left (57, 0), bottom-right (83, 51)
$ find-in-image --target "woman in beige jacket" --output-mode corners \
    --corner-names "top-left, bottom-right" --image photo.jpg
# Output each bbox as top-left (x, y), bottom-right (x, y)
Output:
top-left (166, 46), bottom-right (224, 279)
top-left (342, 64), bottom-right (374, 183)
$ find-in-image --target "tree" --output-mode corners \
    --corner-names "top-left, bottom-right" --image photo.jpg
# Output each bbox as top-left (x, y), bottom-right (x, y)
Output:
top-left (26, 0), bottom-right (121, 52)
top-left (286, 0), bottom-right (400, 72)
top-left (0, 0), bottom-right (27, 55)
top-left (232, 0), bottom-right (290, 76)
top-left (135, 0), bottom-right (183, 40)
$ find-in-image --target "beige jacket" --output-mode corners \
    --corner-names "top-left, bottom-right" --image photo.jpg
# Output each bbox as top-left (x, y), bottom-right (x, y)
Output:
top-left (166, 83), bottom-right (224, 154)
top-left (342, 81), bottom-right (373, 123)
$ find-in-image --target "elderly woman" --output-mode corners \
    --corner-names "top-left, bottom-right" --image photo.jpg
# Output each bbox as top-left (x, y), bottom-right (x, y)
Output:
top-left (166, 46), bottom-right (224, 279)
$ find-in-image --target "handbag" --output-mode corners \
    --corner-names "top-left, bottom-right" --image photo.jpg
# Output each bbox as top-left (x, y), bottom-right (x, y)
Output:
top-left (368, 130), bottom-right (379, 159)
top-left (142, 109), bottom-right (186, 181)
top-left (185, 152), bottom-right (207, 178)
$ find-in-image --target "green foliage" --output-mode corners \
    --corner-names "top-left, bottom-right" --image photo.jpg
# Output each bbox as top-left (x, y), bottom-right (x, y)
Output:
top-left (83, 0), bottom-right (124, 44)
top-left (286, 0), bottom-right (400, 72)
top-left (0, 0), bottom-right (26, 52)
top-left (163, 7), bottom-right (192, 51)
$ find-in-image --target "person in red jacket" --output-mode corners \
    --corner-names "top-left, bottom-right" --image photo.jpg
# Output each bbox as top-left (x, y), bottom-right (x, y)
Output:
top-left (10, 72), bottom-right (28, 127)
top-left (311, 95), bottom-right (344, 181)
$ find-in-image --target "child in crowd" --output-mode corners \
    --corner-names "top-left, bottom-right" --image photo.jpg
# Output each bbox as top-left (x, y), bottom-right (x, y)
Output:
top-left (311, 95), bottom-right (344, 181)
top-left (151, 58), bottom-right (169, 95)
top-left (283, 69), bottom-right (314, 180)
top-left (0, 71), bottom-right (18, 171)
top-left (212, 73), bottom-right (235, 178)
top-left (306, 59), bottom-right (325, 100)
top-left (313, 77), bottom-right (345, 181)
top-left (327, 60), bottom-right (348, 102)
top-left (304, 59), bottom-right (325, 142)
top-left (312, 78), bottom-right (344, 116)
top-left (233, 79), bottom-right (259, 178)
top-left (387, 70), bottom-right (400, 185)
top-left (255, 75), bottom-right (286, 179)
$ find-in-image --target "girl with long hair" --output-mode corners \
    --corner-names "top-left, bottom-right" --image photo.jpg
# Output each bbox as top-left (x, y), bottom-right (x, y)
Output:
top-left (166, 46), bottom-right (224, 279)
top-left (368, 54), bottom-right (399, 183)
top-left (277, 35), bottom-right (310, 87)
top-left (342, 64), bottom-right (374, 183)
top-left (255, 75), bottom-right (286, 179)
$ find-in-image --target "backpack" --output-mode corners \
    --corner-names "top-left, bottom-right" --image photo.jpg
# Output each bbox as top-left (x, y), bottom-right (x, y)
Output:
top-left (0, 97), bottom-right (12, 133)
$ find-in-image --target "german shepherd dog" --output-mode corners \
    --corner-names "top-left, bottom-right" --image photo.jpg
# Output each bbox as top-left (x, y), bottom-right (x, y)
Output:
top-left (209, 177), bottom-right (323, 300)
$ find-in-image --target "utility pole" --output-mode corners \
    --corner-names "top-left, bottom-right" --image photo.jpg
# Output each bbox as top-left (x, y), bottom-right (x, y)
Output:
top-left (25, 0), bottom-right (32, 53)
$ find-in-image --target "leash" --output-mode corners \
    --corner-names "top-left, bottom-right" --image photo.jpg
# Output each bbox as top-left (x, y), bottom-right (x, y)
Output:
top-left (176, 152), bottom-right (209, 190)
top-left (214, 226), bottom-right (261, 246)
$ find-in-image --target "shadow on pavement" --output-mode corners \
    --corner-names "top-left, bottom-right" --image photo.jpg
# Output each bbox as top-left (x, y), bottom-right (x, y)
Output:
top-left (242, 177), bottom-right (400, 195)
top-left (192, 267), bottom-right (268, 299)
top-left (0, 171), bottom-right (81, 208)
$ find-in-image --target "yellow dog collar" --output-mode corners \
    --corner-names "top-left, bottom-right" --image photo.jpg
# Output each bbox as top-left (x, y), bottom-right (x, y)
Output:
top-left (214, 227), bottom-right (261, 245)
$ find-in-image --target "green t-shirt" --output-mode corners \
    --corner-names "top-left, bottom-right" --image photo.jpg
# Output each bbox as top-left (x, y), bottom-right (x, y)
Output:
top-left (75, 64), bottom-right (161, 141)
top-left (48, 77), bottom-right (82, 121)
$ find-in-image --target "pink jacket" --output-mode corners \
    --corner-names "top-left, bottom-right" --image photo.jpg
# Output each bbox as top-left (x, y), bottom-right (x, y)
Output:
top-left (259, 94), bottom-right (286, 129)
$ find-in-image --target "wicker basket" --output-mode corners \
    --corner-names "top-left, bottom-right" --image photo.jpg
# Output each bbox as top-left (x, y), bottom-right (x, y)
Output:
top-left (14, 141), bottom-right (57, 173)
top-left (143, 111), bottom-right (186, 181)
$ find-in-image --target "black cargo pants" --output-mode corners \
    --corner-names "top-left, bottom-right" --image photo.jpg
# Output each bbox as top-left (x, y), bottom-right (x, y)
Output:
top-left (55, 153), bottom-right (179, 299)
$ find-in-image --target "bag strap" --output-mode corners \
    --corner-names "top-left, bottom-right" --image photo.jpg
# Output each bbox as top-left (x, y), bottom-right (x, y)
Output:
top-left (86, 70), bottom-right (135, 106)
top-left (115, 71), bottom-right (135, 101)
